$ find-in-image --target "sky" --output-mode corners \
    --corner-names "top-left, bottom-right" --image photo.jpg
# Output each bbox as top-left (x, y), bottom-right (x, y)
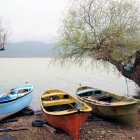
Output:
top-left (0, 0), bottom-right (70, 43)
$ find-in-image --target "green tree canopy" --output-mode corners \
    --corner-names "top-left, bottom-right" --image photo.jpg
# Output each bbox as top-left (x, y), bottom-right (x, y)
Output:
top-left (57, 0), bottom-right (140, 87)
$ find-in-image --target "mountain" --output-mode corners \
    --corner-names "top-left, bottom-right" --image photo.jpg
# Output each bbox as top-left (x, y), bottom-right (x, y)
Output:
top-left (0, 41), bottom-right (56, 57)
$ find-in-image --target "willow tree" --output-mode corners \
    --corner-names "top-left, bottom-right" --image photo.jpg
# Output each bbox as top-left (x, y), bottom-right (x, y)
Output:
top-left (57, 0), bottom-right (140, 87)
top-left (0, 20), bottom-right (9, 50)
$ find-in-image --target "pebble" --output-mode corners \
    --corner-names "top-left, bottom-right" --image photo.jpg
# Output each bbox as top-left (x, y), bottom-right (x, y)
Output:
top-left (101, 130), bottom-right (105, 134)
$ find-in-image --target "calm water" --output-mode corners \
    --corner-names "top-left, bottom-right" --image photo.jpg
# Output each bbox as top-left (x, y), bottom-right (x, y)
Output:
top-left (0, 58), bottom-right (137, 110)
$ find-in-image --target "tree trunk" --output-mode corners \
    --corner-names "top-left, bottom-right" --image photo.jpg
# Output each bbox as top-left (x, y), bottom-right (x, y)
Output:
top-left (121, 51), bottom-right (140, 88)
top-left (108, 50), bottom-right (140, 88)
top-left (0, 44), bottom-right (5, 51)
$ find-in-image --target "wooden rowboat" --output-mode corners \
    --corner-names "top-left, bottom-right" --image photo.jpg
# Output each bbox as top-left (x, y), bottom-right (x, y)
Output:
top-left (76, 86), bottom-right (139, 127)
top-left (40, 88), bottom-right (92, 140)
top-left (0, 83), bottom-right (33, 120)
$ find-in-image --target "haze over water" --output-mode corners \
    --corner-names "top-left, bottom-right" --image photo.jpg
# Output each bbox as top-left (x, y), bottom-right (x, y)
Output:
top-left (0, 58), bottom-right (137, 110)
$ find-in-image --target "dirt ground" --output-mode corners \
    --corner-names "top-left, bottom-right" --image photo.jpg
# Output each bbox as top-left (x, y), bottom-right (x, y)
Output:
top-left (0, 111), bottom-right (140, 140)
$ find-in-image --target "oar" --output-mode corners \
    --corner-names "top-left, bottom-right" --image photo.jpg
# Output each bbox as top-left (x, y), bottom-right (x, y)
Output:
top-left (69, 103), bottom-right (80, 114)
top-left (0, 127), bottom-right (28, 132)
top-left (83, 97), bottom-right (110, 105)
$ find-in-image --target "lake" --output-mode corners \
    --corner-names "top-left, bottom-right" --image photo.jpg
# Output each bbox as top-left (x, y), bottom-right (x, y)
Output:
top-left (0, 58), bottom-right (137, 110)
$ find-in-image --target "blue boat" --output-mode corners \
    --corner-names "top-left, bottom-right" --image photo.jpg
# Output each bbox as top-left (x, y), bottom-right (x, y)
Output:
top-left (0, 83), bottom-right (33, 120)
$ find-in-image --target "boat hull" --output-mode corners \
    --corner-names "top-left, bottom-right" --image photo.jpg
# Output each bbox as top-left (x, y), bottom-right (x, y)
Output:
top-left (0, 92), bottom-right (32, 120)
top-left (42, 110), bottom-right (89, 140)
top-left (77, 96), bottom-right (138, 127)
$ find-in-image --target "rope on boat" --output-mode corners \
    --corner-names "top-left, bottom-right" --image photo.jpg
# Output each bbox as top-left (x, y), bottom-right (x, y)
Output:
top-left (125, 78), bottom-right (129, 97)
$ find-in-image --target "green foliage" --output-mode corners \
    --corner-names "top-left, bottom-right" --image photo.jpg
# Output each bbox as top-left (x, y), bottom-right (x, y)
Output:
top-left (57, 0), bottom-right (140, 66)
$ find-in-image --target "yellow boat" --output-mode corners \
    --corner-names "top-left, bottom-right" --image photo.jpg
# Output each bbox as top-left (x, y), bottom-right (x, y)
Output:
top-left (40, 88), bottom-right (92, 140)
top-left (76, 86), bottom-right (139, 127)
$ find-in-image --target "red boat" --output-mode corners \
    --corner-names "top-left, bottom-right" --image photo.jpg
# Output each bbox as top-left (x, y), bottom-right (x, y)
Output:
top-left (40, 88), bottom-right (92, 140)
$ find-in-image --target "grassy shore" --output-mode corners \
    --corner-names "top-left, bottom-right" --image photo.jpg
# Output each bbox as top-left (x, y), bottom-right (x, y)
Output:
top-left (0, 112), bottom-right (140, 140)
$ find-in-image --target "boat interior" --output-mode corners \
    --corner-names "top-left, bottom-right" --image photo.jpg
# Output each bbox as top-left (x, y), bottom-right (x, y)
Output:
top-left (18, 89), bottom-right (30, 94)
top-left (79, 90), bottom-right (119, 103)
top-left (41, 90), bottom-right (85, 113)
top-left (77, 87), bottom-right (136, 105)
top-left (9, 88), bottom-right (31, 95)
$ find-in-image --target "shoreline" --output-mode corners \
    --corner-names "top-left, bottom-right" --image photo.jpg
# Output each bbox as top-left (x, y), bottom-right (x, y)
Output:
top-left (0, 111), bottom-right (140, 140)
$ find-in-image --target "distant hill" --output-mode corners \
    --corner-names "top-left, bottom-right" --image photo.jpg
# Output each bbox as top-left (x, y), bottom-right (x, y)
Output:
top-left (0, 41), bottom-right (56, 57)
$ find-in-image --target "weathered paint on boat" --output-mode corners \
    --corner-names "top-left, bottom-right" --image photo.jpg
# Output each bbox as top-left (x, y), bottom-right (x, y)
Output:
top-left (42, 111), bottom-right (89, 140)
top-left (76, 86), bottom-right (139, 127)
top-left (40, 89), bottom-right (92, 140)
top-left (0, 83), bottom-right (33, 120)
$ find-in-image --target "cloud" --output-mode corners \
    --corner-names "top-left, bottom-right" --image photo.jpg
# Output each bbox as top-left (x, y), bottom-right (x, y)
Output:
top-left (0, 0), bottom-right (69, 43)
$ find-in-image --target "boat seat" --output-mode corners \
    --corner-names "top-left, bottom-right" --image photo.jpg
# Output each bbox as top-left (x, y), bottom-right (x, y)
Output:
top-left (41, 92), bottom-right (67, 99)
top-left (42, 99), bottom-right (74, 107)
